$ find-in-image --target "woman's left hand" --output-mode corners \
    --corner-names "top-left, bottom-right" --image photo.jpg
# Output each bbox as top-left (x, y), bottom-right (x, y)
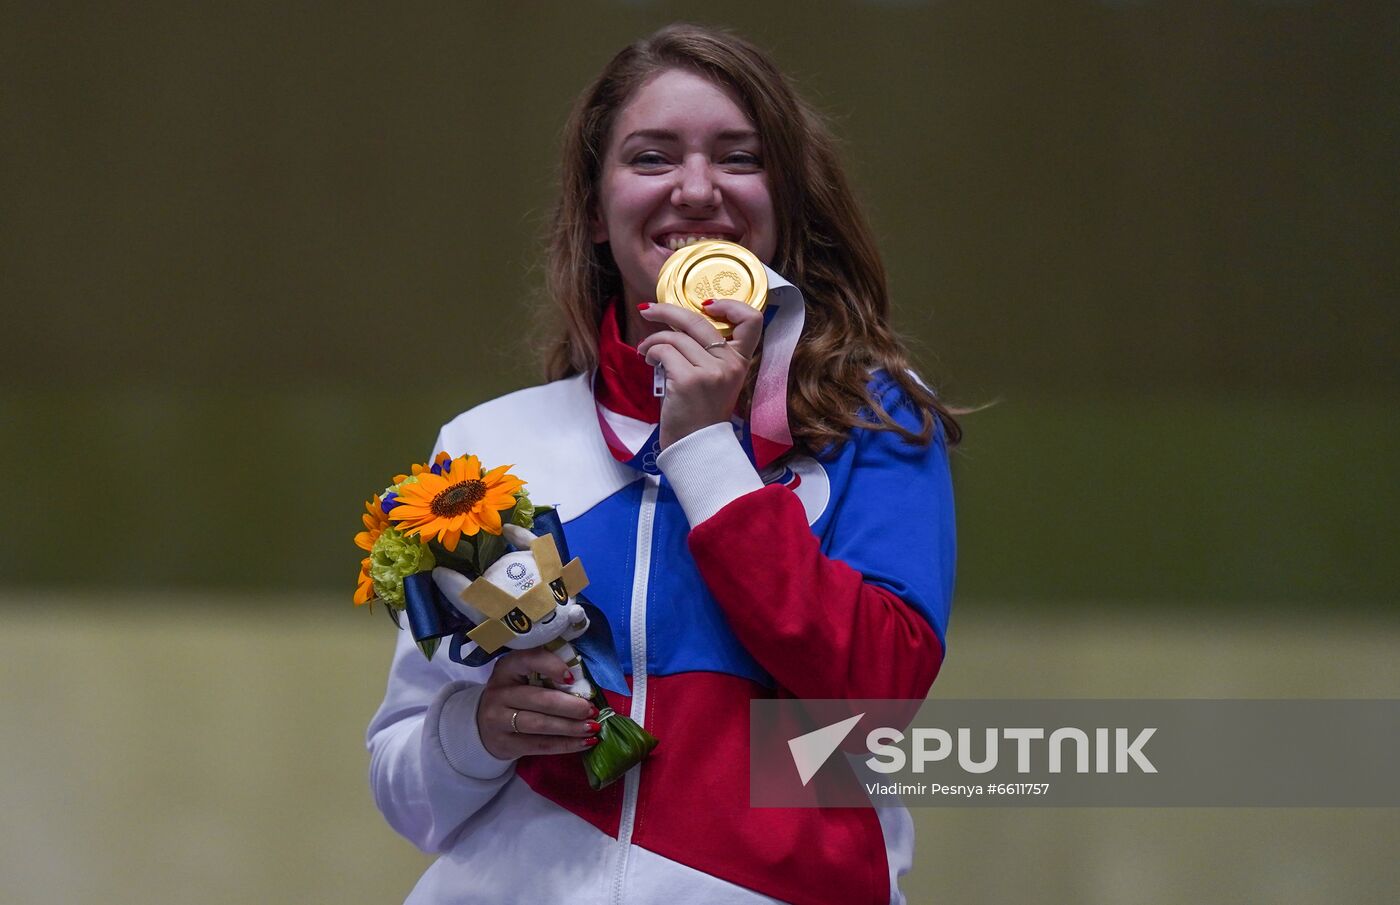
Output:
top-left (636, 298), bottom-right (763, 449)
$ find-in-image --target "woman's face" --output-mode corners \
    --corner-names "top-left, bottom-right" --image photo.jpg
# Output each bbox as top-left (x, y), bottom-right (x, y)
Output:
top-left (592, 67), bottom-right (777, 319)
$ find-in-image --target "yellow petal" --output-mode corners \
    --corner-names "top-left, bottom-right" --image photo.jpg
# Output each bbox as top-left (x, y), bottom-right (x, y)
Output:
top-left (480, 463), bottom-right (514, 482)
top-left (482, 488), bottom-right (517, 508)
top-left (414, 472), bottom-right (449, 492)
top-left (488, 473), bottom-right (525, 493)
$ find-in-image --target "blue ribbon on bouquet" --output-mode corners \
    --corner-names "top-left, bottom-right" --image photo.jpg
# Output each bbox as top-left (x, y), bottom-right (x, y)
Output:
top-left (532, 508), bottom-right (628, 697)
top-left (400, 509), bottom-right (629, 697)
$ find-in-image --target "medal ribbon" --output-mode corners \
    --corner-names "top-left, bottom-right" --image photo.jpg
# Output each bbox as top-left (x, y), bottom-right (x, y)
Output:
top-left (749, 266), bottom-right (805, 469)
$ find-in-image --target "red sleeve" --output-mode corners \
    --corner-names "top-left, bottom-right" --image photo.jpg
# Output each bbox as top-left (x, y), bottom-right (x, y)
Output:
top-left (687, 484), bottom-right (943, 700)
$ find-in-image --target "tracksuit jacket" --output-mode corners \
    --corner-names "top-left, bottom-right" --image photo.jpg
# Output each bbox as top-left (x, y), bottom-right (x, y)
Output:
top-left (366, 313), bottom-right (956, 905)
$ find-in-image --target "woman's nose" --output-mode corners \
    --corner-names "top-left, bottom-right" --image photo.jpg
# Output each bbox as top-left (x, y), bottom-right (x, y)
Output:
top-left (672, 157), bottom-right (720, 210)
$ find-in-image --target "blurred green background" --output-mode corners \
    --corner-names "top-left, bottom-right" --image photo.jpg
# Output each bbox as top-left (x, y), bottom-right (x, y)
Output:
top-left (1, 1), bottom-right (1396, 903)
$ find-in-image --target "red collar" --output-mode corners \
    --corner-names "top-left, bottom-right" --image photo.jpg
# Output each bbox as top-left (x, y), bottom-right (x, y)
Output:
top-left (595, 300), bottom-right (660, 423)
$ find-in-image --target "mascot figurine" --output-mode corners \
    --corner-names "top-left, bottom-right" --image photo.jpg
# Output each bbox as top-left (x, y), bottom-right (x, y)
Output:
top-left (431, 524), bottom-right (596, 700)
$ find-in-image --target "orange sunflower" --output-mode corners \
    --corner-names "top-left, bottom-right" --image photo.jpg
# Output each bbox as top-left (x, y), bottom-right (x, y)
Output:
top-left (386, 455), bottom-right (525, 552)
top-left (353, 494), bottom-right (389, 606)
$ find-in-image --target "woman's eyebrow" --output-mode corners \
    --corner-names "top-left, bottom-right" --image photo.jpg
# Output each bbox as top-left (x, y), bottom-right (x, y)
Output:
top-left (620, 129), bottom-right (680, 144)
top-left (619, 128), bottom-right (760, 144)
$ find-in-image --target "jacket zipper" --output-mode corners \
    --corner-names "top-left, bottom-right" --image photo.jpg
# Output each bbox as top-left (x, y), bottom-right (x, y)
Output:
top-left (612, 473), bottom-right (659, 905)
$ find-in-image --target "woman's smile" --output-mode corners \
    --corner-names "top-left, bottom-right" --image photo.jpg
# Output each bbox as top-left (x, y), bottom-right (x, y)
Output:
top-left (657, 231), bottom-right (740, 252)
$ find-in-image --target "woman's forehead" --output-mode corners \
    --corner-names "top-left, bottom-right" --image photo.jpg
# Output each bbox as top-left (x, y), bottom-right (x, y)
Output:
top-left (611, 68), bottom-right (756, 144)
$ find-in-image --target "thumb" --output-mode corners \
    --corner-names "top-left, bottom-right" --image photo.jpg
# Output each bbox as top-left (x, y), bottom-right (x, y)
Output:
top-left (490, 647), bottom-right (573, 686)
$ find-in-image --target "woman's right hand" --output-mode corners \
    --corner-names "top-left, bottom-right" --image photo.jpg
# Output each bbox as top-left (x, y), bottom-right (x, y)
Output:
top-left (476, 648), bottom-right (602, 760)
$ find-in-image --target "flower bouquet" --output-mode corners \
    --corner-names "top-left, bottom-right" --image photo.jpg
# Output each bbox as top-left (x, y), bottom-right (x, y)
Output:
top-left (355, 452), bottom-right (656, 790)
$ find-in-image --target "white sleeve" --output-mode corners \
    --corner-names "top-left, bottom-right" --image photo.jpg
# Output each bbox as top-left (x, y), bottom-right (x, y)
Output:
top-left (365, 623), bottom-right (518, 852)
top-left (656, 422), bottom-right (765, 527)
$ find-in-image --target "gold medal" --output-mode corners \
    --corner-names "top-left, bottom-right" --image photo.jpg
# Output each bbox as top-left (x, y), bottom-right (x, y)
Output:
top-left (655, 240), bottom-right (768, 337)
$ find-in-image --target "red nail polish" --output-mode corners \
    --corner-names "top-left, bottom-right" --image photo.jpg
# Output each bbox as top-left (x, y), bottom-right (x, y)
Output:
top-left (701, 298), bottom-right (714, 306)
top-left (563, 671), bottom-right (575, 684)
top-left (585, 737), bottom-right (601, 746)
top-left (589, 705), bottom-right (600, 718)
top-left (637, 302), bottom-right (651, 310)
top-left (587, 721), bottom-right (602, 733)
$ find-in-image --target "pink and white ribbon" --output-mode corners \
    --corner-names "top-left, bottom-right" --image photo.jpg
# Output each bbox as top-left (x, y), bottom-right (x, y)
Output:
top-left (750, 266), bottom-right (805, 469)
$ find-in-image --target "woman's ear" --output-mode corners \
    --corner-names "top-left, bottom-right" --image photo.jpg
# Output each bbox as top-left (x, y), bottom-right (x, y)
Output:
top-left (589, 206), bottom-right (609, 244)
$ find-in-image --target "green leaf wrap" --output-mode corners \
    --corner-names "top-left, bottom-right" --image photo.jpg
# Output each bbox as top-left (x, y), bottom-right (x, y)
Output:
top-left (583, 708), bottom-right (659, 791)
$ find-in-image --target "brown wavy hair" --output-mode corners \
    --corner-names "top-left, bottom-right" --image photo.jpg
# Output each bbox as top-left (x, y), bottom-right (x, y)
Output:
top-left (544, 23), bottom-right (961, 454)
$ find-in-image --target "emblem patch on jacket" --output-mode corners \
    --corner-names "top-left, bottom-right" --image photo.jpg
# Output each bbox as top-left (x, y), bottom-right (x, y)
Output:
top-left (760, 455), bottom-right (830, 525)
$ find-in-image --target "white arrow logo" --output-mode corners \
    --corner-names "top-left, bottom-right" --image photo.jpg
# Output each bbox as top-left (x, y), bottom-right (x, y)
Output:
top-left (788, 713), bottom-right (865, 786)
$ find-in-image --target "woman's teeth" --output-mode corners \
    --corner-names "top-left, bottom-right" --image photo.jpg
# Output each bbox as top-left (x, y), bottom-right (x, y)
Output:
top-left (665, 234), bottom-right (728, 251)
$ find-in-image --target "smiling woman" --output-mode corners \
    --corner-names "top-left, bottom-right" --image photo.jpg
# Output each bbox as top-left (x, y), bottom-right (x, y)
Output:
top-left (366, 23), bottom-right (961, 905)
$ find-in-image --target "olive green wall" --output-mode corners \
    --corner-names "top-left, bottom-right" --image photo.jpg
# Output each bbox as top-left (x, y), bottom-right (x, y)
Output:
top-left (2, 1), bottom-right (1395, 605)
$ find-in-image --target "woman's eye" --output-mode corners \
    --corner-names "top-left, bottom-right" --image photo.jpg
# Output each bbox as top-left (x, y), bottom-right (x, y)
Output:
top-left (723, 152), bottom-right (762, 168)
top-left (630, 151), bottom-right (669, 168)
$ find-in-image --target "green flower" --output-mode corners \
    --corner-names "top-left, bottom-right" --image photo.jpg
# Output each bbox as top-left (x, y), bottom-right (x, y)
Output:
top-left (369, 525), bottom-right (436, 609)
top-left (510, 488), bottom-right (535, 529)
